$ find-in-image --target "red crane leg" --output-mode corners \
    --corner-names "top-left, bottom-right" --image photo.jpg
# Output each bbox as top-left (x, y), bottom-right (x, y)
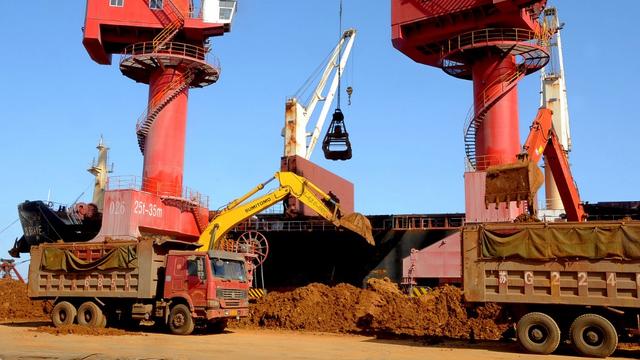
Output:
top-left (142, 67), bottom-right (189, 197)
top-left (472, 53), bottom-right (521, 170)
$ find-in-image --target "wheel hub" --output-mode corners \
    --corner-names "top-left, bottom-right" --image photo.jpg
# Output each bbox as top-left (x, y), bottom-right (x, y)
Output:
top-left (173, 313), bottom-right (186, 327)
top-left (584, 327), bottom-right (603, 346)
top-left (529, 325), bottom-right (548, 343)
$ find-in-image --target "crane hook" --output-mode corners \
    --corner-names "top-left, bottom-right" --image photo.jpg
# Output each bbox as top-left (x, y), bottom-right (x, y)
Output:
top-left (346, 86), bottom-right (353, 105)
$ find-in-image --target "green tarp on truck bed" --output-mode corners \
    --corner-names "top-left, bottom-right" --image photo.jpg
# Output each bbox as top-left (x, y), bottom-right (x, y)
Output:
top-left (41, 245), bottom-right (138, 271)
top-left (481, 223), bottom-right (640, 260)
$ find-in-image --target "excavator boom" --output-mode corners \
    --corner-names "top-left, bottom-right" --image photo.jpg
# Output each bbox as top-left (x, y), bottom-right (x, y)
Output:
top-left (484, 107), bottom-right (585, 221)
top-left (198, 171), bottom-right (374, 251)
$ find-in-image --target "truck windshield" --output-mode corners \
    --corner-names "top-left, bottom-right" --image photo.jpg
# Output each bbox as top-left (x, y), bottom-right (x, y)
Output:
top-left (211, 258), bottom-right (246, 281)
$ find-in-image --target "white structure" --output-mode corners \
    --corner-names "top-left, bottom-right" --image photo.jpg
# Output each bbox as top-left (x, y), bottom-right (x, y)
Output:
top-left (87, 137), bottom-right (112, 211)
top-left (283, 29), bottom-right (357, 159)
top-left (540, 7), bottom-right (571, 216)
top-left (202, 0), bottom-right (237, 24)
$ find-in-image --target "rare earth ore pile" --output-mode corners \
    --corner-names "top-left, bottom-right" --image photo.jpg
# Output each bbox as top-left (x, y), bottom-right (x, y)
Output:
top-left (0, 278), bottom-right (50, 321)
top-left (235, 278), bottom-right (508, 340)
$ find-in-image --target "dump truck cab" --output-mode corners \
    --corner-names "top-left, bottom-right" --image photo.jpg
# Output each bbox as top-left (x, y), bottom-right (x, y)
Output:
top-left (164, 250), bottom-right (250, 322)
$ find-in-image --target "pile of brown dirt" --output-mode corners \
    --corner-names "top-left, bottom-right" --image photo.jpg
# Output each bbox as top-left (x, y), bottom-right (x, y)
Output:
top-left (513, 213), bottom-right (541, 223)
top-left (31, 324), bottom-right (139, 336)
top-left (0, 279), bottom-right (50, 321)
top-left (237, 279), bottom-right (509, 340)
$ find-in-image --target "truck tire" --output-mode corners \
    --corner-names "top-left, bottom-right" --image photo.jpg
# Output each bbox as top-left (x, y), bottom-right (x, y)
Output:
top-left (77, 301), bottom-right (106, 328)
top-left (98, 311), bottom-right (107, 328)
top-left (208, 319), bottom-right (228, 334)
top-left (570, 313), bottom-right (618, 358)
top-left (168, 304), bottom-right (195, 335)
top-left (516, 312), bottom-right (561, 355)
top-left (51, 301), bottom-right (76, 327)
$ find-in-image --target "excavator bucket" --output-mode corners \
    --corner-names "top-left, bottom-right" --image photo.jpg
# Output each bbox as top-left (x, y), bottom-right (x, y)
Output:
top-left (339, 212), bottom-right (374, 245)
top-left (484, 160), bottom-right (544, 208)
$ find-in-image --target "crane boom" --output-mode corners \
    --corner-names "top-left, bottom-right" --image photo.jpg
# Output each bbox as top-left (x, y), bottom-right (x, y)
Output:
top-left (541, 7), bottom-right (571, 212)
top-left (198, 171), bottom-right (374, 251)
top-left (283, 29), bottom-right (356, 159)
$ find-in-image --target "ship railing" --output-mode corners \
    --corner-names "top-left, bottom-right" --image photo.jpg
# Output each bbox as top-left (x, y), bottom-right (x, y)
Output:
top-left (232, 219), bottom-right (337, 233)
top-left (380, 215), bottom-right (465, 230)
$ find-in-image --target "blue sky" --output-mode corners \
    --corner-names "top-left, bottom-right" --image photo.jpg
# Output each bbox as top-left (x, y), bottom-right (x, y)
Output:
top-left (0, 1), bottom-right (639, 265)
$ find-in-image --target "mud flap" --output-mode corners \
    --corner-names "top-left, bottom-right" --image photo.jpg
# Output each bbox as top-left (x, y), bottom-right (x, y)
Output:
top-left (338, 212), bottom-right (374, 245)
top-left (485, 160), bottom-right (544, 210)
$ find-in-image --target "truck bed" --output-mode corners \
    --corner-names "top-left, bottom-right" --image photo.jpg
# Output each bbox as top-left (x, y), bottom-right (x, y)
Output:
top-left (28, 238), bottom-right (166, 300)
top-left (463, 222), bottom-right (640, 308)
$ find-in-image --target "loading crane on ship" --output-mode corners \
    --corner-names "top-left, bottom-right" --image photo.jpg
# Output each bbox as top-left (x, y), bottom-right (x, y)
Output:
top-left (540, 7), bottom-right (573, 216)
top-left (283, 29), bottom-right (356, 161)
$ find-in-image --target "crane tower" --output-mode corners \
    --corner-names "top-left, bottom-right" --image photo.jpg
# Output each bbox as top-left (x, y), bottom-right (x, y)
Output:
top-left (392, 0), bottom-right (551, 221)
top-left (82, 0), bottom-right (236, 240)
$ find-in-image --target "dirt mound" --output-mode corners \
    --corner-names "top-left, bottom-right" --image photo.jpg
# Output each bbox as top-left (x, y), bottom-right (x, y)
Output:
top-left (0, 279), bottom-right (50, 321)
top-left (32, 324), bottom-right (139, 336)
top-left (513, 213), bottom-right (541, 223)
top-left (238, 279), bottom-right (508, 340)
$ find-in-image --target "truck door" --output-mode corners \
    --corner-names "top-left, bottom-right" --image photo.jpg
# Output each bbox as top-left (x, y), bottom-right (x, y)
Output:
top-left (186, 256), bottom-right (208, 308)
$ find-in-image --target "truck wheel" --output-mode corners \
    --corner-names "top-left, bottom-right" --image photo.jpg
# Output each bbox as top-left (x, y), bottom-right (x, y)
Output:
top-left (77, 301), bottom-right (106, 328)
top-left (51, 301), bottom-right (76, 327)
top-left (208, 319), bottom-right (228, 334)
top-left (98, 311), bottom-right (107, 328)
top-left (168, 304), bottom-right (195, 335)
top-left (516, 312), bottom-right (561, 355)
top-left (570, 313), bottom-right (618, 358)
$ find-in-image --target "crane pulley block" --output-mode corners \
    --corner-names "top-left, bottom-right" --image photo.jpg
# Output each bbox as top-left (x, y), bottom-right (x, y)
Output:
top-left (322, 109), bottom-right (353, 161)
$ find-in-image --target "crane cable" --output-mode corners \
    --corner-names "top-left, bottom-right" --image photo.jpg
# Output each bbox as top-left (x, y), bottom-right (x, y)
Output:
top-left (336, 0), bottom-right (343, 109)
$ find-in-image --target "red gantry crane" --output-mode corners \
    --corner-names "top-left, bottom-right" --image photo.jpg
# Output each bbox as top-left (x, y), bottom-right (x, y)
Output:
top-left (391, 0), bottom-right (552, 221)
top-left (82, 0), bottom-right (237, 240)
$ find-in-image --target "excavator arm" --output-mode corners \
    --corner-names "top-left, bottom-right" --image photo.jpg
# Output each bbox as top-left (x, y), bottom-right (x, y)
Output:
top-left (484, 108), bottom-right (585, 221)
top-left (198, 171), bottom-right (374, 251)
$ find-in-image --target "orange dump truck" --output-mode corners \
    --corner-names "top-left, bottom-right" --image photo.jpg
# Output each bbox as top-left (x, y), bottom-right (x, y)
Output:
top-left (28, 238), bottom-right (250, 335)
top-left (463, 221), bottom-right (640, 357)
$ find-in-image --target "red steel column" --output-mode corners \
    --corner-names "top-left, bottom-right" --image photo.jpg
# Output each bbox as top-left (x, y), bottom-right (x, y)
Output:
top-left (472, 52), bottom-right (521, 170)
top-left (142, 67), bottom-right (189, 196)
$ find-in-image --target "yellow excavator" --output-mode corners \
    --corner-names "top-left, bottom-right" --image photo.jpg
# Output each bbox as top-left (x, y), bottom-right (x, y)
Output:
top-left (198, 171), bottom-right (374, 251)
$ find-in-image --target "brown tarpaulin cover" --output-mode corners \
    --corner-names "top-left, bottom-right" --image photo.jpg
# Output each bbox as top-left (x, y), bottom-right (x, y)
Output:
top-left (481, 224), bottom-right (640, 260)
top-left (41, 245), bottom-right (138, 271)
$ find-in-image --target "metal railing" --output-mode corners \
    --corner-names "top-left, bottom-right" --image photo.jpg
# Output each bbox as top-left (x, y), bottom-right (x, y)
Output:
top-left (231, 214), bottom-right (466, 234)
top-left (463, 65), bottom-right (526, 170)
top-left (121, 41), bottom-right (211, 63)
top-left (441, 28), bottom-right (548, 56)
top-left (135, 69), bottom-right (194, 132)
top-left (380, 215), bottom-right (465, 230)
top-left (465, 154), bottom-right (518, 172)
top-left (107, 175), bottom-right (209, 208)
top-left (232, 219), bottom-right (337, 233)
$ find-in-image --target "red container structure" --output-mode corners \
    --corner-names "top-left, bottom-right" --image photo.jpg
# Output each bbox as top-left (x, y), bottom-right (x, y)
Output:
top-left (280, 156), bottom-right (354, 218)
top-left (83, 0), bottom-right (235, 240)
top-left (391, 0), bottom-right (550, 221)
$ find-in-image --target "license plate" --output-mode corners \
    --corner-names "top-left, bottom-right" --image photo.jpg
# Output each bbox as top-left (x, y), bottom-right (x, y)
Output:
top-left (230, 309), bottom-right (237, 316)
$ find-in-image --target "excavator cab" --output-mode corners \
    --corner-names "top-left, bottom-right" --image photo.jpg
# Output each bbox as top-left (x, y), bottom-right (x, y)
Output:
top-left (323, 109), bottom-right (353, 160)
